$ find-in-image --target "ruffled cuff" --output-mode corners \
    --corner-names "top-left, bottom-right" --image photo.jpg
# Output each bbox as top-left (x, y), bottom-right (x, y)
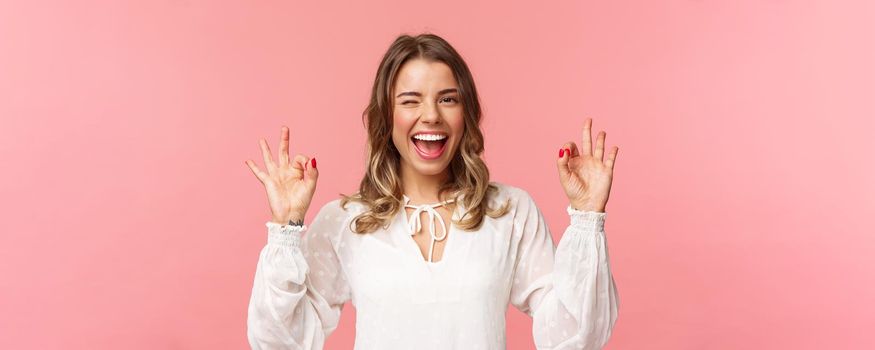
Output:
top-left (566, 205), bottom-right (606, 232)
top-left (265, 221), bottom-right (308, 248)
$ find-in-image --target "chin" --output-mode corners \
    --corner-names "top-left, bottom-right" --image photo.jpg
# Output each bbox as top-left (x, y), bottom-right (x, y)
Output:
top-left (411, 162), bottom-right (451, 176)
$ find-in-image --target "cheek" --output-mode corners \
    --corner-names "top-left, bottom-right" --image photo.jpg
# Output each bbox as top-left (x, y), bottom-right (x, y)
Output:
top-left (447, 117), bottom-right (465, 152)
top-left (391, 129), bottom-right (407, 150)
top-left (393, 110), bottom-right (416, 129)
top-left (452, 118), bottom-right (464, 134)
top-left (391, 112), bottom-right (413, 146)
top-left (447, 112), bottom-right (465, 136)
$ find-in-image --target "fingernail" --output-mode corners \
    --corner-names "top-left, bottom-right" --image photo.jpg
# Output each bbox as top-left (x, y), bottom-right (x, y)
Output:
top-left (311, 158), bottom-right (317, 168)
top-left (559, 149), bottom-right (564, 158)
top-left (565, 148), bottom-right (571, 156)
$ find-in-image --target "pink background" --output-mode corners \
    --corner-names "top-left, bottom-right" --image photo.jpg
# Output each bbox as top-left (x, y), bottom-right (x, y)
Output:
top-left (1, 1), bottom-right (873, 349)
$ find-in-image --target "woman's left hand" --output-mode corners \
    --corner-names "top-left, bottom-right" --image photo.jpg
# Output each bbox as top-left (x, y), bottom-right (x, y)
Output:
top-left (556, 117), bottom-right (618, 213)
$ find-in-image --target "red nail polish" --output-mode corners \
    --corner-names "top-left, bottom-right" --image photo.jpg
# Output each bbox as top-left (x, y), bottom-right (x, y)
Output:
top-left (565, 148), bottom-right (571, 156)
top-left (559, 149), bottom-right (564, 158)
top-left (311, 158), bottom-right (316, 168)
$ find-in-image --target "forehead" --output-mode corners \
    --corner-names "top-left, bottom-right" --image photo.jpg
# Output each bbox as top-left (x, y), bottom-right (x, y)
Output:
top-left (394, 59), bottom-right (458, 91)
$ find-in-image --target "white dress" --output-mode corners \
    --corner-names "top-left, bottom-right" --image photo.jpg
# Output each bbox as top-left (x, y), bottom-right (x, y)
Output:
top-left (247, 182), bottom-right (619, 350)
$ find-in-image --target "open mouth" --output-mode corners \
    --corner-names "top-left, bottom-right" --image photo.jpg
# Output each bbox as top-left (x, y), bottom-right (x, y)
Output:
top-left (410, 134), bottom-right (449, 160)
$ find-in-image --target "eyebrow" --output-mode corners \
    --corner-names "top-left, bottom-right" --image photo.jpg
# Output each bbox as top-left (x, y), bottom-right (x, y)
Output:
top-left (396, 88), bottom-right (458, 98)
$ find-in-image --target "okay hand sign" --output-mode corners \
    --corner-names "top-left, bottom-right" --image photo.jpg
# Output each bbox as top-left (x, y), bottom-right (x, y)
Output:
top-left (245, 126), bottom-right (319, 224)
top-left (556, 118), bottom-right (618, 213)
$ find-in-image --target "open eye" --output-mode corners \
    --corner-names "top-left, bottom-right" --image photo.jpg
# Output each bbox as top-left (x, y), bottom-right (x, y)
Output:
top-left (440, 96), bottom-right (459, 104)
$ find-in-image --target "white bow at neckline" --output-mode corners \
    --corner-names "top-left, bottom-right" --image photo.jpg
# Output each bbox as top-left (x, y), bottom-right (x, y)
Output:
top-left (402, 194), bottom-right (456, 263)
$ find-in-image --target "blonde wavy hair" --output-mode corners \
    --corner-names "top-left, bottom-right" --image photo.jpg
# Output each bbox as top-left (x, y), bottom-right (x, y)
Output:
top-left (339, 33), bottom-right (511, 234)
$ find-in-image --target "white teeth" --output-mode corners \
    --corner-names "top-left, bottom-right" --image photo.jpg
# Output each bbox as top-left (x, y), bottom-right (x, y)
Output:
top-left (412, 134), bottom-right (447, 141)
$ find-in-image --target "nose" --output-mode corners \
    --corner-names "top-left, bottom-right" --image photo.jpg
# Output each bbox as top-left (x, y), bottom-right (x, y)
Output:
top-left (420, 100), bottom-right (442, 124)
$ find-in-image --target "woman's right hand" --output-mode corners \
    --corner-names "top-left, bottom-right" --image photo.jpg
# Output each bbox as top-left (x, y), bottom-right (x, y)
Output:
top-left (245, 126), bottom-right (319, 224)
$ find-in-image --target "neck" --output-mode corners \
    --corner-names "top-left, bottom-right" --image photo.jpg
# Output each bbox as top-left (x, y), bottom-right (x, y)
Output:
top-left (400, 163), bottom-right (450, 204)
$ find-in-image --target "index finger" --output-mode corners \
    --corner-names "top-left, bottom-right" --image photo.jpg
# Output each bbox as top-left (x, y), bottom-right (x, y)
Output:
top-left (259, 138), bottom-right (276, 169)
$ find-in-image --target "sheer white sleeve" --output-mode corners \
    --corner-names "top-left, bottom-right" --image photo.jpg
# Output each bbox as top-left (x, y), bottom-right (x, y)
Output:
top-left (247, 201), bottom-right (351, 350)
top-left (509, 191), bottom-right (620, 350)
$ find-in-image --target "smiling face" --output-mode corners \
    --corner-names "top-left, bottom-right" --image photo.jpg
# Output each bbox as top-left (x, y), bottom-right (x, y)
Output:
top-left (391, 58), bottom-right (465, 178)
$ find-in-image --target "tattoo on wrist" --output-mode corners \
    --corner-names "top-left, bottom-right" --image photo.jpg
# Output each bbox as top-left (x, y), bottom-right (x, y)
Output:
top-left (287, 219), bottom-right (304, 226)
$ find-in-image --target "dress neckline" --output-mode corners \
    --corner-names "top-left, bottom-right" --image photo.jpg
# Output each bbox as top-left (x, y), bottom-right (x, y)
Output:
top-left (401, 193), bottom-right (461, 264)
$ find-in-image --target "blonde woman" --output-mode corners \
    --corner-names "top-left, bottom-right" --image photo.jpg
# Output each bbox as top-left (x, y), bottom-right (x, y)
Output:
top-left (245, 33), bottom-right (620, 350)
